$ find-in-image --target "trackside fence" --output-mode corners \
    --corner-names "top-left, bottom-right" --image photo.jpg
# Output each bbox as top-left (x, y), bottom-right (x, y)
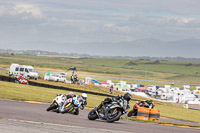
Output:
top-left (0, 75), bottom-right (141, 102)
top-left (0, 75), bottom-right (113, 97)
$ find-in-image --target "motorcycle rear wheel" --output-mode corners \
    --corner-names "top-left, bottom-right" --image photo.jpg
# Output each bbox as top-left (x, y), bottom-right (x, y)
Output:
top-left (73, 108), bottom-right (79, 115)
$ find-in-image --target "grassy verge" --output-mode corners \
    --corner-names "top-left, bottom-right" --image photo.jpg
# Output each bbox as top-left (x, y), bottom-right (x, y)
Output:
top-left (0, 80), bottom-right (200, 123)
top-left (1, 54), bottom-right (200, 84)
top-left (0, 80), bottom-right (105, 108)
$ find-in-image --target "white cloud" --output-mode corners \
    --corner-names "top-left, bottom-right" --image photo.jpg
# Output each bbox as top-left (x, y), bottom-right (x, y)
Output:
top-left (1, 0), bottom-right (200, 52)
top-left (0, 2), bottom-right (44, 19)
top-left (14, 3), bottom-right (44, 19)
top-left (104, 24), bottom-right (131, 33)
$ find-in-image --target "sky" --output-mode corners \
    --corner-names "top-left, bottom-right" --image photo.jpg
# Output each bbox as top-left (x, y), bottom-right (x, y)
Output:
top-left (0, 0), bottom-right (200, 57)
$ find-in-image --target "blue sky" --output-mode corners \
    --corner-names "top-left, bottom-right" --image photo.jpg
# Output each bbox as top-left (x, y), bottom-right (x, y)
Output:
top-left (0, 0), bottom-right (200, 56)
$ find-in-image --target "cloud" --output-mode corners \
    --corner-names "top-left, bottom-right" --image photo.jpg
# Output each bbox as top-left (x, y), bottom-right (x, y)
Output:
top-left (0, 2), bottom-right (44, 20)
top-left (104, 24), bottom-right (131, 33)
top-left (14, 3), bottom-right (44, 19)
top-left (1, 0), bottom-right (200, 51)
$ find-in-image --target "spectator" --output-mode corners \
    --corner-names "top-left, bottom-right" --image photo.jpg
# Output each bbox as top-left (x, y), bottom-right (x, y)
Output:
top-left (110, 85), bottom-right (113, 94)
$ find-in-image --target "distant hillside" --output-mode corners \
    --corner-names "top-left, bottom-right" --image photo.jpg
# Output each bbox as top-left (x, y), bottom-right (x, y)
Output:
top-left (1, 48), bottom-right (200, 63)
top-left (81, 38), bottom-right (200, 58)
top-left (1, 38), bottom-right (200, 58)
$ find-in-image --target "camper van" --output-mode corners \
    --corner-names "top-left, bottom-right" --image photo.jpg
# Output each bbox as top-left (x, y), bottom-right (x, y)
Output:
top-left (9, 64), bottom-right (38, 80)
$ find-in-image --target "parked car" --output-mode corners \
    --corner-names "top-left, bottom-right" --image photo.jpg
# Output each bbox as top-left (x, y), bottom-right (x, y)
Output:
top-left (46, 73), bottom-right (66, 83)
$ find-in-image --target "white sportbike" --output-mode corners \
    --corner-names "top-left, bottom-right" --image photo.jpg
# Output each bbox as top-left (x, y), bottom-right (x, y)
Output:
top-left (46, 94), bottom-right (67, 112)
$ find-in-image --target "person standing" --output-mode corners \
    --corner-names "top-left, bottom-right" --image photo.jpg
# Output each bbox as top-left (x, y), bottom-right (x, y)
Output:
top-left (110, 85), bottom-right (113, 94)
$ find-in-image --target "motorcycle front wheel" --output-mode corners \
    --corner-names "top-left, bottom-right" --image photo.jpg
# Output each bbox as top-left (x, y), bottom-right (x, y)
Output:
top-left (46, 103), bottom-right (58, 111)
top-left (127, 110), bottom-right (134, 117)
top-left (106, 108), bottom-right (122, 123)
top-left (88, 109), bottom-right (98, 120)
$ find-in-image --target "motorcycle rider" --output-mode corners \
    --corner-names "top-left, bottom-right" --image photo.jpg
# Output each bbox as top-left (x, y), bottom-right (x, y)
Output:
top-left (127, 98), bottom-right (155, 117)
top-left (71, 93), bottom-right (87, 115)
top-left (60, 92), bottom-right (76, 112)
top-left (112, 93), bottom-right (131, 110)
top-left (61, 93), bottom-right (87, 115)
top-left (66, 92), bottom-right (76, 99)
top-left (97, 93), bottom-right (132, 118)
top-left (135, 99), bottom-right (155, 109)
top-left (123, 93), bottom-right (132, 110)
top-left (144, 98), bottom-right (155, 109)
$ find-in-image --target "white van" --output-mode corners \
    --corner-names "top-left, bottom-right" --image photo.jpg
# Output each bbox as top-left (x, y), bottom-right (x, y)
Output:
top-left (9, 64), bottom-right (38, 80)
top-left (44, 72), bottom-right (66, 83)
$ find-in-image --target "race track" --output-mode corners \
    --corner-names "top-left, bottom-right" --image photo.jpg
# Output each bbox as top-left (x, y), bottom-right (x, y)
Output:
top-left (0, 99), bottom-right (199, 133)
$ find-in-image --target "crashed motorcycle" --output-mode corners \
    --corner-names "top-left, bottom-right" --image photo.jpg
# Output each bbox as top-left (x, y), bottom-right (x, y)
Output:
top-left (127, 100), bottom-right (155, 117)
top-left (88, 98), bottom-right (127, 122)
top-left (46, 94), bottom-right (67, 112)
top-left (15, 77), bottom-right (29, 85)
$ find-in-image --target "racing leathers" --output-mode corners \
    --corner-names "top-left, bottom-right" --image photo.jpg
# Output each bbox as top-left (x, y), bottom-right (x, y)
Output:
top-left (61, 95), bottom-right (87, 115)
top-left (97, 95), bottom-right (129, 119)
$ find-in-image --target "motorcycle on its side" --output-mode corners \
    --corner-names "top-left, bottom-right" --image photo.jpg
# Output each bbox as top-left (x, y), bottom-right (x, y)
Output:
top-left (46, 94), bottom-right (67, 112)
top-left (88, 98), bottom-right (127, 123)
top-left (15, 76), bottom-right (29, 85)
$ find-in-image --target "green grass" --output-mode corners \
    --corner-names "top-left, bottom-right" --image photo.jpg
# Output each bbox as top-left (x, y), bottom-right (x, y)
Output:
top-left (1, 54), bottom-right (200, 125)
top-left (155, 102), bottom-right (200, 123)
top-left (0, 80), bottom-right (200, 123)
top-left (0, 80), bottom-right (105, 107)
top-left (1, 54), bottom-right (200, 84)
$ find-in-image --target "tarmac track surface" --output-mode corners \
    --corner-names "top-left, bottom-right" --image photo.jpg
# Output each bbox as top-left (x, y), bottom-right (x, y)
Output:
top-left (0, 99), bottom-right (199, 133)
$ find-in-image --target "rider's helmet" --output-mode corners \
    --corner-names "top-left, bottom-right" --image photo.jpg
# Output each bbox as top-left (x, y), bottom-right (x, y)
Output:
top-left (104, 97), bottom-right (112, 104)
top-left (123, 93), bottom-right (132, 101)
top-left (68, 92), bottom-right (74, 96)
top-left (81, 93), bottom-right (87, 100)
top-left (146, 98), bottom-right (153, 105)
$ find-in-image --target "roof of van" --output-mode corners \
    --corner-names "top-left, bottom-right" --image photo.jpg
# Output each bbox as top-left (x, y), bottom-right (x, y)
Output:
top-left (11, 64), bottom-right (34, 68)
top-left (16, 65), bottom-right (34, 68)
top-left (11, 64), bottom-right (19, 66)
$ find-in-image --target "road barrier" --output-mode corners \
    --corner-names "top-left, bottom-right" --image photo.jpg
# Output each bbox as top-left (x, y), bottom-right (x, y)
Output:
top-left (137, 107), bottom-right (160, 121)
top-left (0, 75), bottom-right (113, 97)
top-left (0, 75), bottom-right (15, 82)
top-left (136, 107), bottom-right (150, 120)
top-left (148, 108), bottom-right (160, 121)
top-left (0, 75), bottom-right (141, 102)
